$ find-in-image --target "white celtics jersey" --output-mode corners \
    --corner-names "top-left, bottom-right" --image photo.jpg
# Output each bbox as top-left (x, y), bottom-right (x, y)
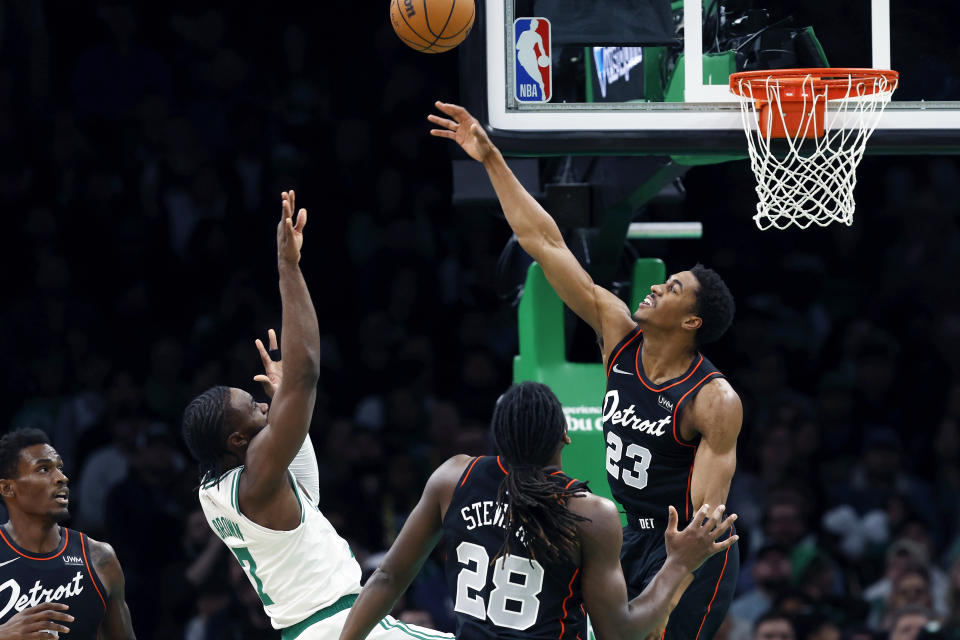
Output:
top-left (198, 466), bottom-right (362, 629)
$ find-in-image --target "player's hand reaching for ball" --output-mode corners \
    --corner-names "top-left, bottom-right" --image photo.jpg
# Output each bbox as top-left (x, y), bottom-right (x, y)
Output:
top-left (664, 504), bottom-right (738, 574)
top-left (278, 189), bottom-right (307, 266)
top-left (254, 328), bottom-right (282, 398)
top-left (0, 602), bottom-right (73, 639)
top-left (429, 101), bottom-right (496, 163)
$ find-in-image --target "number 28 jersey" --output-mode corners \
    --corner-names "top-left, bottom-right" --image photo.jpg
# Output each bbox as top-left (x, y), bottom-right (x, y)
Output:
top-left (603, 327), bottom-right (725, 531)
top-left (443, 456), bottom-right (588, 640)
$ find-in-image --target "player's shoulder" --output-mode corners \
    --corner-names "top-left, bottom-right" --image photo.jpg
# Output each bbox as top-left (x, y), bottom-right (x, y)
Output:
top-left (694, 375), bottom-right (741, 411)
top-left (80, 533), bottom-right (124, 592)
top-left (425, 454), bottom-right (476, 495)
top-left (569, 493), bottom-right (623, 540)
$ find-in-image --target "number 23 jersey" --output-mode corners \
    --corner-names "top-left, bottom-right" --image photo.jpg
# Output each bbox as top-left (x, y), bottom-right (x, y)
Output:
top-left (443, 456), bottom-right (587, 640)
top-left (603, 327), bottom-right (725, 531)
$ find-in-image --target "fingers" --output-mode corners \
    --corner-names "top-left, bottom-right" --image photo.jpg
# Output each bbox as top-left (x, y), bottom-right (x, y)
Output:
top-left (435, 100), bottom-right (467, 118)
top-left (294, 208), bottom-right (307, 233)
top-left (715, 532), bottom-right (740, 551)
top-left (268, 328), bottom-right (278, 351)
top-left (427, 113), bottom-right (459, 130)
top-left (667, 505), bottom-right (678, 532)
top-left (702, 504), bottom-right (725, 532)
top-left (713, 513), bottom-right (738, 540)
top-left (26, 603), bottom-right (70, 613)
top-left (429, 129), bottom-right (457, 140)
top-left (255, 339), bottom-right (271, 368)
top-left (691, 503), bottom-right (710, 527)
top-left (253, 374), bottom-right (270, 384)
top-left (281, 190), bottom-right (293, 222)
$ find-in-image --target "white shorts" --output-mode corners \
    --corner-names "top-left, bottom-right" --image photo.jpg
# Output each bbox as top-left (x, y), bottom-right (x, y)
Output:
top-left (289, 608), bottom-right (454, 640)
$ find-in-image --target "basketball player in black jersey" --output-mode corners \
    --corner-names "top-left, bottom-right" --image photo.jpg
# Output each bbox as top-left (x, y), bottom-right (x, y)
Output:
top-left (0, 428), bottom-right (136, 639)
top-left (338, 382), bottom-right (738, 640)
top-left (428, 102), bottom-right (742, 640)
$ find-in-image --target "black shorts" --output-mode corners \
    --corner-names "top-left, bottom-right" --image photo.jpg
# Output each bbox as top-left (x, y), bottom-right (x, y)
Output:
top-left (621, 525), bottom-right (739, 640)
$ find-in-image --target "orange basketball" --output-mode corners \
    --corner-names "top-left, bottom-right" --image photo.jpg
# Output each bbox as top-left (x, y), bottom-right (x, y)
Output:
top-left (390, 0), bottom-right (475, 54)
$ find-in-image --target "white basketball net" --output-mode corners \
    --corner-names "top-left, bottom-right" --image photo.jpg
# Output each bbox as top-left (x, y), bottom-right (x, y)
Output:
top-left (734, 73), bottom-right (897, 230)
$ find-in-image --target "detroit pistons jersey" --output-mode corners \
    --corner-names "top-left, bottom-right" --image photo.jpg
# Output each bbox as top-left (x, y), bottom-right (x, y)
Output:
top-left (0, 526), bottom-right (106, 638)
top-left (603, 327), bottom-right (724, 531)
top-left (443, 456), bottom-right (587, 640)
top-left (198, 466), bottom-right (361, 629)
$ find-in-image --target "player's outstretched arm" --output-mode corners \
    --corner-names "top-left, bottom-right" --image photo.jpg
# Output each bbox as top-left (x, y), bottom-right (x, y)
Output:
top-left (88, 538), bottom-right (136, 640)
top-left (580, 502), bottom-right (736, 640)
top-left (429, 101), bottom-right (634, 348)
top-left (252, 328), bottom-right (321, 505)
top-left (338, 455), bottom-right (468, 640)
top-left (243, 190), bottom-right (321, 503)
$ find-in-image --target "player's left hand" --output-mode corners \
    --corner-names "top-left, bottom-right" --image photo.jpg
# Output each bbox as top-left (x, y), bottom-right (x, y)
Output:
top-left (253, 328), bottom-right (282, 398)
top-left (664, 504), bottom-right (738, 574)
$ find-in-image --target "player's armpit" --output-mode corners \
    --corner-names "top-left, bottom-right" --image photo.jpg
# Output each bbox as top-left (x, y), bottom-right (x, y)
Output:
top-left (88, 539), bottom-right (136, 640)
top-left (687, 379), bottom-right (742, 511)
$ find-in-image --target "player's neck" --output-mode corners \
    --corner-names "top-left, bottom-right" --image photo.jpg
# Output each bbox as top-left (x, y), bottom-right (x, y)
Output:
top-left (639, 329), bottom-right (697, 383)
top-left (3, 515), bottom-right (62, 554)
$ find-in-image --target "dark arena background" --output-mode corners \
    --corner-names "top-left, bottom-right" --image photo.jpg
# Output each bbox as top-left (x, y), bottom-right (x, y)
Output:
top-left (3, 2), bottom-right (960, 639)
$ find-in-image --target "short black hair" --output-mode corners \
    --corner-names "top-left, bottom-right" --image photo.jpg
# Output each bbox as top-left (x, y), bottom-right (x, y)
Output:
top-left (690, 263), bottom-right (735, 346)
top-left (182, 386), bottom-right (231, 483)
top-left (0, 428), bottom-right (51, 480)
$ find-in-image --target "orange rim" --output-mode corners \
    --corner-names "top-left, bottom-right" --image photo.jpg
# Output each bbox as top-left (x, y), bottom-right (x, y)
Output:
top-left (729, 68), bottom-right (899, 100)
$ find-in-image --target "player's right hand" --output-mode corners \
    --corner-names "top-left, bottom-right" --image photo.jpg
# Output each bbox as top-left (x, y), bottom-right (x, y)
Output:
top-left (664, 504), bottom-right (738, 574)
top-left (253, 328), bottom-right (282, 398)
top-left (278, 189), bottom-right (307, 266)
top-left (429, 101), bottom-right (496, 163)
top-left (0, 602), bottom-right (73, 638)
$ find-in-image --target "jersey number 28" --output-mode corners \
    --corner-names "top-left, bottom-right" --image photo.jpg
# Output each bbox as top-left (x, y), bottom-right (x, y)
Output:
top-left (454, 541), bottom-right (544, 630)
top-left (605, 431), bottom-right (652, 490)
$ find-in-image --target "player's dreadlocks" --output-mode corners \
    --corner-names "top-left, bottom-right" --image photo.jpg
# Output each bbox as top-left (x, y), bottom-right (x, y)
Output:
top-left (182, 386), bottom-right (232, 485)
top-left (490, 382), bottom-right (589, 565)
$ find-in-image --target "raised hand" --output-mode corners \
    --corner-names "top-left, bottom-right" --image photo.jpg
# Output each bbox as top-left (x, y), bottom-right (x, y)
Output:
top-left (278, 190), bottom-right (307, 266)
top-left (253, 328), bottom-right (282, 398)
top-left (664, 504), bottom-right (738, 574)
top-left (0, 602), bottom-right (73, 639)
top-left (428, 101), bottom-right (496, 163)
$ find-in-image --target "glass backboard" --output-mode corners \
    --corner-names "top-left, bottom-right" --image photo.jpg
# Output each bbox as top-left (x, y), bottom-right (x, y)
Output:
top-left (459, 0), bottom-right (960, 155)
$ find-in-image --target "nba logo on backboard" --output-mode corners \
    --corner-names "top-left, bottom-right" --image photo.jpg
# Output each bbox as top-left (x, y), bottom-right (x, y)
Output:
top-left (514, 18), bottom-right (551, 103)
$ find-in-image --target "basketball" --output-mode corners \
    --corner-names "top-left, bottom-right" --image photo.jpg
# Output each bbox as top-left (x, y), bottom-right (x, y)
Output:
top-left (390, 0), bottom-right (475, 54)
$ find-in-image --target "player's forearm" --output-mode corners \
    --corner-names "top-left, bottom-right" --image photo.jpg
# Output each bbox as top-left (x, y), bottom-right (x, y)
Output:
top-left (482, 149), bottom-right (565, 257)
top-left (339, 568), bottom-right (407, 640)
top-left (623, 559), bottom-right (690, 638)
top-left (277, 262), bottom-right (321, 383)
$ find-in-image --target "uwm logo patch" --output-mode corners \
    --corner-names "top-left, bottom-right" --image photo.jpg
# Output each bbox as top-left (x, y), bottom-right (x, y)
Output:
top-left (514, 18), bottom-right (551, 102)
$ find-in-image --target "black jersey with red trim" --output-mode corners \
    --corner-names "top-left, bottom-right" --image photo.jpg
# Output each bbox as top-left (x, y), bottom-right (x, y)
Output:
top-left (442, 456), bottom-right (588, 640)
top-left (603, 327), bottom-right (725, 531)
top-left (0, 526), bottom-right (107, 638)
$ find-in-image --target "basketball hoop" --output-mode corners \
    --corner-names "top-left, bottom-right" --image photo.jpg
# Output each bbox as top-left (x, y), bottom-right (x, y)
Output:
top-left (729, 68), bottom-right (899, 230)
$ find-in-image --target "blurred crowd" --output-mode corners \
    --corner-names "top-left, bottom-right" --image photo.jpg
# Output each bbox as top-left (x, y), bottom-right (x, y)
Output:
top-left (3, 2), bottom-right (960, 640)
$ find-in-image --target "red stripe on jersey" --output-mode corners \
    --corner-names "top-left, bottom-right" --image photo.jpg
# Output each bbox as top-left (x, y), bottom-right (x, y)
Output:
top-left (80, 533), bottom-right (106, 610)
top-left (460, 456), bottom-right (484, 487)
top-left (693, 544), bottom-right (731, 639)
top-left (558, 567), bottom-right (580, 639)
top-left (0, 527), bottom-right (69, 560)
top-left (606, 328), bottom-right (642, 377)
top-left (636, 351), bottom-right (704, 392)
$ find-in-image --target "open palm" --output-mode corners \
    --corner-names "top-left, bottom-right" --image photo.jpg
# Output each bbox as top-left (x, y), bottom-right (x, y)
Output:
top-left (428, 101), bottom-right (495, 163)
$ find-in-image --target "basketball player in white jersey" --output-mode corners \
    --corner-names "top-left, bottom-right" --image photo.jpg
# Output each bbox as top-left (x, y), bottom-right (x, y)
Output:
top-left (181, 190), bottom-right (452, 640)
